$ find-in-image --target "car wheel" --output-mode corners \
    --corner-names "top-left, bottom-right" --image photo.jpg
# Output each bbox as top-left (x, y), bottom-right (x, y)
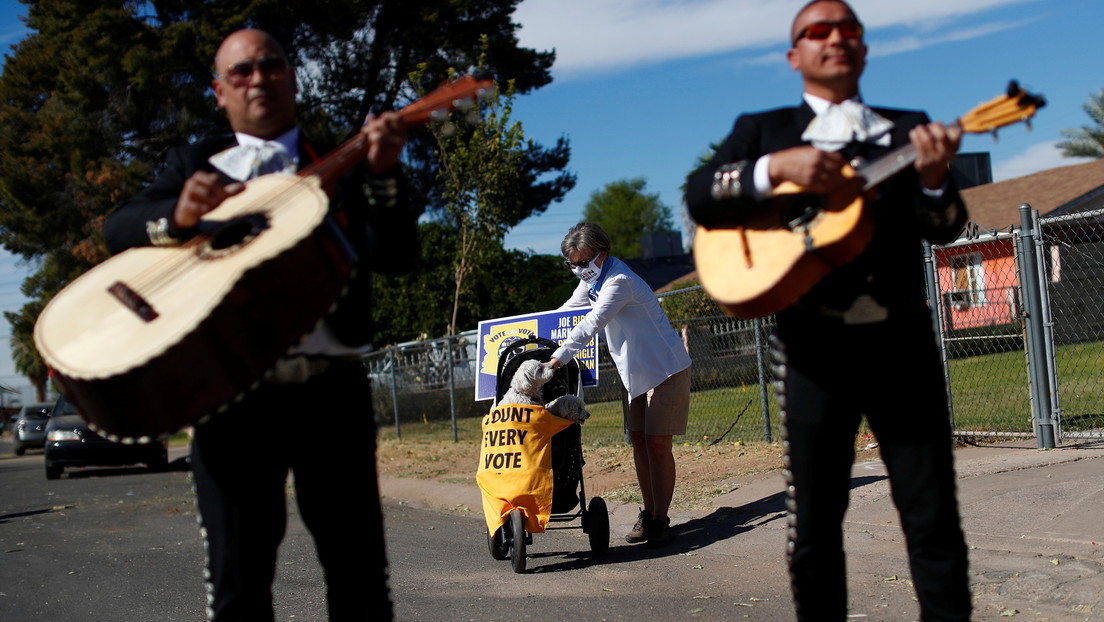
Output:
top-left (147, 454), bottom-right (169, 472)
top-left (13, 438), bottom-right (24, 456)
top-left (45, 464), bottom-right (62, 480)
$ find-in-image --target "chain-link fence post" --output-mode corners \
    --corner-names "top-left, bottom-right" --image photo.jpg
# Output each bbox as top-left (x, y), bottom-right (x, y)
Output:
top-left (388, 347), bottom-right (401, 438)
top-left (753, 317), bottom-right (772, 443)
top-left (446, 336), bottom-right (458, 442)
top-left (923, 239), bottom-right (956, 428)
top-left (1017, 204), bottom-right (1057, 448)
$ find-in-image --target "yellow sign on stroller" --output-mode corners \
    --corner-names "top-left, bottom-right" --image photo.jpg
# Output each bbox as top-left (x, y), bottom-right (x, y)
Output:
top-left (477, 403), bottom-right (574, 535)
top-left (476, 336), bottom-right (609, 573)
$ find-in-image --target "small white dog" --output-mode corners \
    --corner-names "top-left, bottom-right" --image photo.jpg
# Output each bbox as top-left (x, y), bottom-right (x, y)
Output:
top-left (545, 394), bottom-right (590, 423)
top-left (497, 359), bottom-right (590, 423)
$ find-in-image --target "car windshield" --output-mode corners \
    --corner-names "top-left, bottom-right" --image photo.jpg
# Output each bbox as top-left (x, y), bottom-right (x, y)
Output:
top-left (23, 406), bottom-right (51, 419)
top-left (52, 395), bottom-right (76, 417)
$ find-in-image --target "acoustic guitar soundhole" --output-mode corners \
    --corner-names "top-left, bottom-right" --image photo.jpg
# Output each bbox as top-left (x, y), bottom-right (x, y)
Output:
top-left (199, 213), bottom-right (271, 259)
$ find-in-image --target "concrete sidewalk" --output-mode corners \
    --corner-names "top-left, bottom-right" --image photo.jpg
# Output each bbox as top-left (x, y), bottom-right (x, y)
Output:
top-left (380, 439), bottom-right (1104, 620)
top-left (704, 439), bottom-right (1104, 620)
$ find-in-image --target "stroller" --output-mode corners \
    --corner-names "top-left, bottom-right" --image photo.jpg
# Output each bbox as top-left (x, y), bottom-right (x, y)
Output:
top-left (478, 335), bottom-right (609, 573)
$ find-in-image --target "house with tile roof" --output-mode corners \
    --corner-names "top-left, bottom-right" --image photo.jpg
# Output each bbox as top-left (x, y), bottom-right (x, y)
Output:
top-left (938, 158), bottom-right (1104, 336)
top-left (960, 158), bottom-right (1104, 230)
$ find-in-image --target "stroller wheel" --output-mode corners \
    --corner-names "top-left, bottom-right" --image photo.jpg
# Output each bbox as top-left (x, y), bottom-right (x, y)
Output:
top-left (586, 497), bottom-right (610, 556)
top-left (509, 509), bottom-right (527, 573)
top-left (487, 526), bottom-right (508, 560)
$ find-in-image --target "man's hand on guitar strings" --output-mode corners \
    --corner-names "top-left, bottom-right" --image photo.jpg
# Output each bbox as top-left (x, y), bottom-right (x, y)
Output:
top-left (910, 121), bottom-right (961, 190)
top-left (361, 111), bottom-right (407, 175)
top-left (174, 171), bottom-right (245, 229)
top-left (769, 145), bottom-right (851, 193)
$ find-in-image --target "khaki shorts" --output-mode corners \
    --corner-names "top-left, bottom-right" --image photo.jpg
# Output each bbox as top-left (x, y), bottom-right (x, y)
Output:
top-left (623, 367), bottom-right (691, 436)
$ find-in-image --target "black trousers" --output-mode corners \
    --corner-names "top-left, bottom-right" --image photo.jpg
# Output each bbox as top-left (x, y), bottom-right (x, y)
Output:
top-left (774, 312), bottom-right (971, 622)
top-left (191, 359), bottom-right (390, 621)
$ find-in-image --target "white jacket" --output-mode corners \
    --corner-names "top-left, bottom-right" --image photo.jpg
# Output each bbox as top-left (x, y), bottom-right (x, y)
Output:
top-left (553, 257), bottom-right (691, 398)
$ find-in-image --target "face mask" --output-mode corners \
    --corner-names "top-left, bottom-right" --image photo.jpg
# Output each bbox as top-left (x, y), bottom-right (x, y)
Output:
top-left (570, 257), bottom-right (603, 286)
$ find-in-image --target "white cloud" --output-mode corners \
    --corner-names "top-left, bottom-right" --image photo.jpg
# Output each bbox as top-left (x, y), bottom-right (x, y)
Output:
top-left (514, 0), bottom-right (1042, 77)
top-left (867, 19), bottom-right (1035, 58)
top-left (992, 140), bottom-right (1094, 182)
top-left (514, 0), bottom-right (790, 76)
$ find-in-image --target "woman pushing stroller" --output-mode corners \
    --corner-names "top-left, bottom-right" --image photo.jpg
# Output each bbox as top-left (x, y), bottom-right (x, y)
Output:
top-left (547, 222), bottom-right (692, 548)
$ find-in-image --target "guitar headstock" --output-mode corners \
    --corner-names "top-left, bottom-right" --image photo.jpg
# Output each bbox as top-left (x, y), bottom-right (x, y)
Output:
top-left (398, 73), bottom-right (495, 128)
top-left (959, 80), bottom-right (1046, 137)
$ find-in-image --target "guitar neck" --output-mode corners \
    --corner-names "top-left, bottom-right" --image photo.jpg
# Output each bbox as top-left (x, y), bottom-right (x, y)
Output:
top-left (298, 133), bottom-right (372, 190)
top-left (296, 74), bottom-right (493, 191)
top-left (855, 120), bottom-right (963, 191)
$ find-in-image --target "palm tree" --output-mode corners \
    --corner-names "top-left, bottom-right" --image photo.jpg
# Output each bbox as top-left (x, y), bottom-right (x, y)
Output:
top-left (1058, 89), bottom-right (1104, 159)
top-left (6, 302), bottom-right (49, 401)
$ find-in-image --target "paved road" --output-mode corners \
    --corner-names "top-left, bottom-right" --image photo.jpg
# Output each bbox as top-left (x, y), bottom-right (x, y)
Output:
top-left (4, 435), bottom-right (1102, 621)
top-left (382, 440), bottom-right (1104, 621)
top-left (386, 500), bottom-right (798, 621)
top-left (0, 439), bottom-right (332, 621)
top-left (0, 436), bottom-right (796, 621)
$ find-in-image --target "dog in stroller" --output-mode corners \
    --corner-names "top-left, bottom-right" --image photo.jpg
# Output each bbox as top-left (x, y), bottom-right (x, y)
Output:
top-left (499, 359), bottom-right (590, 423)
top-left (477, 336), bottom-right (610, 573)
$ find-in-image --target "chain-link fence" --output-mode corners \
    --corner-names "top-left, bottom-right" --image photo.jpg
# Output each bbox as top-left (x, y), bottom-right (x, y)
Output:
top-left (366, 206), bottom-right (1104, 446)
top-left (1029, 208), bottom-right (1104, 440)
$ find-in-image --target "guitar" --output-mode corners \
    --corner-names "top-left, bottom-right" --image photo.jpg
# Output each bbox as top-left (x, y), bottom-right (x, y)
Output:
top-left (34, 74), bottom-right (493, 441)
top-left (693, 81), bottom-right (1046, 319)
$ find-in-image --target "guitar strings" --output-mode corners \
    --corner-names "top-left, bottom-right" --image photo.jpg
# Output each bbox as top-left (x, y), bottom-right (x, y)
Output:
top-left (113, 77), bottom-right (486, 311)
top-left (121, 172), bottom-right (331, 300)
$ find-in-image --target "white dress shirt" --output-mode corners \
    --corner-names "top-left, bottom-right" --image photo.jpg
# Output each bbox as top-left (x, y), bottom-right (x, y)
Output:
top-left (752, 93), bottom-right (891, 198)
top-left (211, 127), bottom-right (369, 357)
top-left (553, 257), bottom-right (691, 399)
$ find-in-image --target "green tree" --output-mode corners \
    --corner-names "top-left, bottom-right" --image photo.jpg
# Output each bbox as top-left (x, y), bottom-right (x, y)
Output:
top-left (0, 0), bottom-right (568, 375)
top-left (656, 277), bottom-right (719, 323)
top-left (582, 177), bottom-right (675, 259)
top-left (426, 73), bottom-right (574, 335)
top-left (371, 222), bottom-right (576, 344)
top-left (1058, 88), bottom-right (1104, 159)
top-left (6, 302), bottom-right (49, 402)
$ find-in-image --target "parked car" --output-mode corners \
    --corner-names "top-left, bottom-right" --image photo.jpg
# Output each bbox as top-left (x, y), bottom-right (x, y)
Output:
top-left (43, 394), bottom-right (168, 480)
top-left (12, 403), bottom-right (53, 455)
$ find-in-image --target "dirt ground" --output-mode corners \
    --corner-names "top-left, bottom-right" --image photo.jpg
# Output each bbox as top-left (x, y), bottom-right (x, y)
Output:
top-left (376, 437), bottom-right (883, 511)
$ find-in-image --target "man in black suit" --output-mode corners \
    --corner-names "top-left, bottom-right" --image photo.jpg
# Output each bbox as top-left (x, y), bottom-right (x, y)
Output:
top-left (104, 29), bottom-right (419, 621)
top-left (685, 1), bottom-right (971, 620)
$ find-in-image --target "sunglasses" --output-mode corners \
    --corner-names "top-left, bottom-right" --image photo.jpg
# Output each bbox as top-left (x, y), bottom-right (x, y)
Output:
top-left (218, 56), bottom-right (288, 86)
top-left (793, 18), bottom-right (864, 45)
top-left (563, 254), bottom-right (599, 269)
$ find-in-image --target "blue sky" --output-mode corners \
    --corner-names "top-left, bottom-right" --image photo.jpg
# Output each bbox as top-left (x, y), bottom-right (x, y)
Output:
top-left (505, 0), bottom-right (1101, 253)
top-left (0, 0), bottom-right (1101, 395)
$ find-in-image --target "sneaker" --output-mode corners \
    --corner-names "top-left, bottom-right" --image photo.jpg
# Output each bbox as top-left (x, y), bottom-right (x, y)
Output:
top-left (646, 517), bottom-right (672, 548)
top-left (625, 509), bottom-right (652, 543)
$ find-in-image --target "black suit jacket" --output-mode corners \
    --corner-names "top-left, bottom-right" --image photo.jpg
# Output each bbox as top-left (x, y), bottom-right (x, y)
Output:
top-left (104, 134), bottom-right (422, 346)
top-left (685, 102), bottom-right (967, 323)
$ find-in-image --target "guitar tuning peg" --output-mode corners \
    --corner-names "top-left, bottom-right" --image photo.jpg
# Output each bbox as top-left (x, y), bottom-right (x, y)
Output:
top-left (439, 121), bottom-right (457, 137)
top-left (990, 129), bottom-right (1000, 142)
top-left (465, 109), bottom-right (481, 125)
top-left (453, 97), bottom-right (474, 111)
top-left (477, 88), bottom-right (493, 102)
top-left (1024, 118), bottom-right (1033, 131)
top-left (430, 108), bottom-right (450, 123)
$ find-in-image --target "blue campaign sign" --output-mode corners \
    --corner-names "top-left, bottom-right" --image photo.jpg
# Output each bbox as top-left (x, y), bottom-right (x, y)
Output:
top-left (475, 309), bottom-right (599, 401)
